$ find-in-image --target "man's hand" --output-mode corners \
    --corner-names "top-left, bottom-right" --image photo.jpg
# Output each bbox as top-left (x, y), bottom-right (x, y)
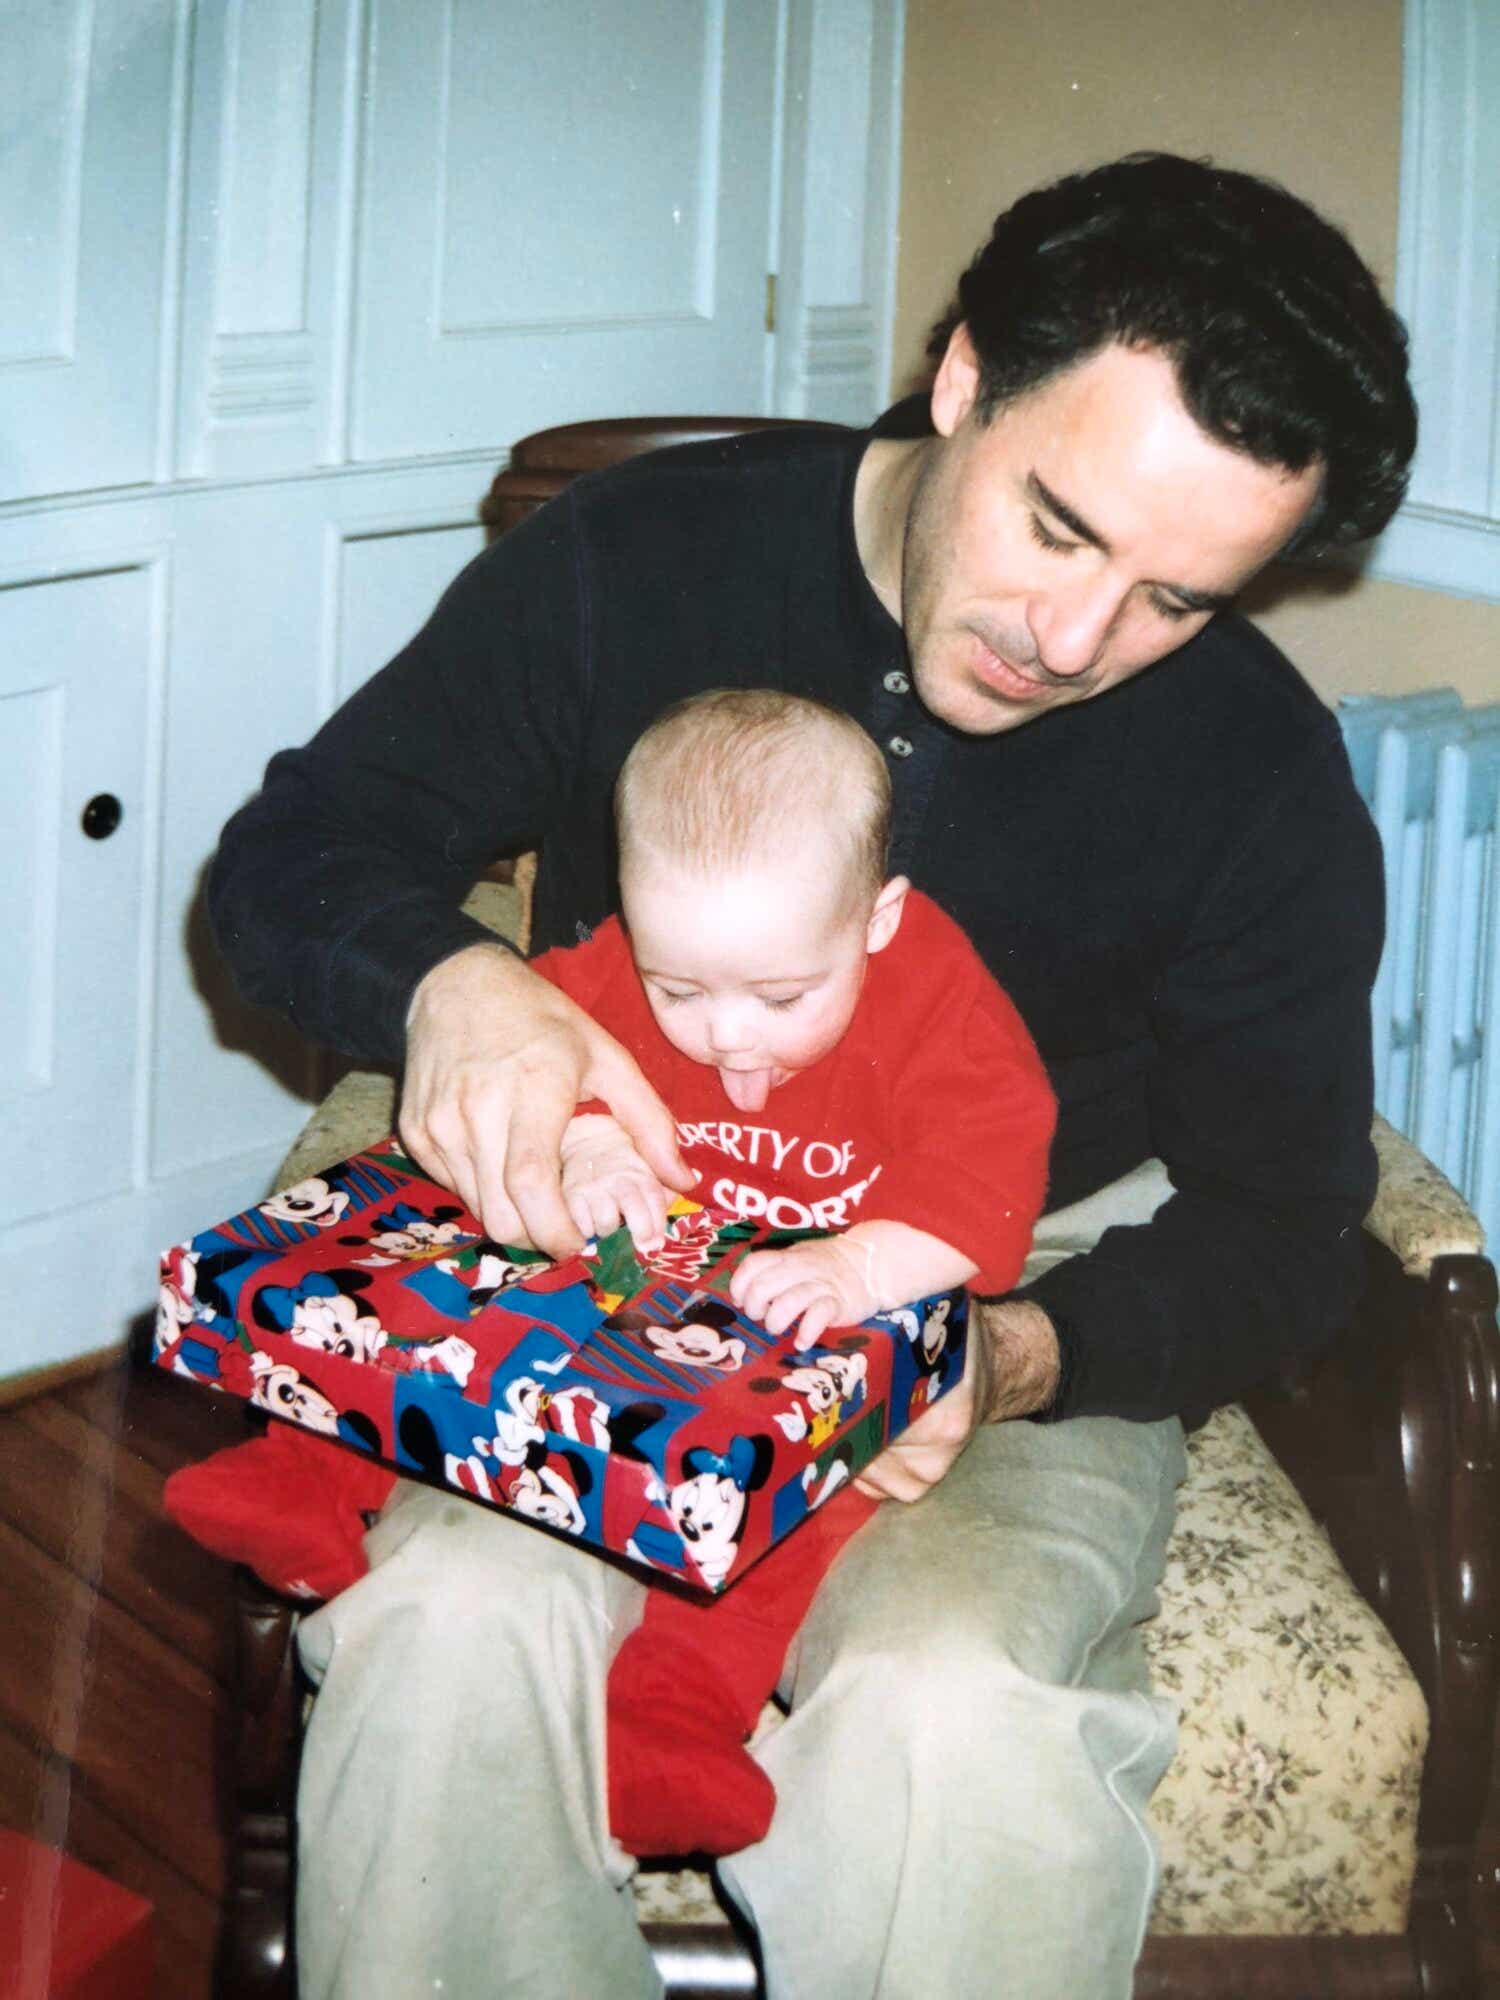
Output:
top-left (559, 1113), bottom-right (673, 1254)
top-left (400, 942), bottom-right (693, 1257)
top-left (854, 1296), bottom-right (1061, 1503)
top-left (729, 1236), bottom-right (881, 1348)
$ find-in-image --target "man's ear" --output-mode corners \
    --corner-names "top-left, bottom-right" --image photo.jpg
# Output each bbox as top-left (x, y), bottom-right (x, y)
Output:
top-left (866, 875), bottom-right (910, 956)
top-left (931, 322), bottom-right (981, 437)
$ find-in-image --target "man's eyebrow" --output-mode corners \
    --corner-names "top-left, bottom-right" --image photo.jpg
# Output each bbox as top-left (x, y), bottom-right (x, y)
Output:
top-left (1027, 472), bottom-right (1110, 553)
top-left (1026, 472), bottom-right (1233, 613)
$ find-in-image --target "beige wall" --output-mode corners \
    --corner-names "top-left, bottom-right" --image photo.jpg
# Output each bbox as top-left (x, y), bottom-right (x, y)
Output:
top-left (894, 0), bottom-right (1500, 707)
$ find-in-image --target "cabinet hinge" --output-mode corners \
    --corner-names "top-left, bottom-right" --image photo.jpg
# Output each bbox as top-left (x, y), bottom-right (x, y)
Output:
top-left (765, 273), bottom-right (778, 335)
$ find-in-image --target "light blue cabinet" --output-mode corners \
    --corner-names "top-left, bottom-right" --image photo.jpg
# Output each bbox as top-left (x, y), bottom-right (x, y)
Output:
top-left (0, 0), bottom-right (180, 499)
top-left (0, 566), bottom-right (152, 1218)
top-left (352, 0), bottom-right (781, 456)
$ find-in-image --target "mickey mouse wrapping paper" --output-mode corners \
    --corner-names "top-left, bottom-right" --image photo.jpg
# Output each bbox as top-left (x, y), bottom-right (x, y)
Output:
top-left (154, 1137), bottom-right (967, 1594)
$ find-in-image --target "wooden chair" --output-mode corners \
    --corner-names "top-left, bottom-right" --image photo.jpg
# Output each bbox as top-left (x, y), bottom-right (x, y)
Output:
top-left (211, 418), bottom-right (1500, 1999)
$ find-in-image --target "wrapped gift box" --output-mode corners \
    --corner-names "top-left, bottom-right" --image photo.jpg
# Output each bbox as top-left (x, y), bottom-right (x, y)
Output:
top-left (154, 1138), bottom-right (967, 1593)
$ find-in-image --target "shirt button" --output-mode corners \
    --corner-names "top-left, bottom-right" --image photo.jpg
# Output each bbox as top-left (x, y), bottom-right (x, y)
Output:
top-left (883, 669), bottom-right (911, 694)
top-left (887, 734), bottom-right (914, 759)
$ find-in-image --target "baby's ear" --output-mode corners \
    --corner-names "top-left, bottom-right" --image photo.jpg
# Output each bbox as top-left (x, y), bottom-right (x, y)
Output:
top-left (865, 875), bottom-right (910, 956)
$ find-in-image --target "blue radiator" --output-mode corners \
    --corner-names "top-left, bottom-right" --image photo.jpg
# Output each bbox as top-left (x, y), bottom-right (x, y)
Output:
top-left (1339, 690), bottom-right (1500, 1253)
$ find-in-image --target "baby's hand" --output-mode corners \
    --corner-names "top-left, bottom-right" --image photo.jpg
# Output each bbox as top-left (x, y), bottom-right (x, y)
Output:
top-left (729, 1237), bottom-right (880, 1350)
top-left (559, 1113), bottom-right (672, 1253)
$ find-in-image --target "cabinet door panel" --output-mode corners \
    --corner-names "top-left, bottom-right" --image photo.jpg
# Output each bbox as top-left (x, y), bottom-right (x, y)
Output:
top-left (4, 566), bottom-right (150, 1220)
top-left (0, 1), bottom-right (178, 499)
top-left (335, 521), bottom-right (486, 706)
top-left (353, 0), bottom-right (777, 459)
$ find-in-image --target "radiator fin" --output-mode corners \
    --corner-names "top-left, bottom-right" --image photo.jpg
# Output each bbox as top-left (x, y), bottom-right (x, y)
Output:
top-left (1339, 690), bottom-right (1500, 1252)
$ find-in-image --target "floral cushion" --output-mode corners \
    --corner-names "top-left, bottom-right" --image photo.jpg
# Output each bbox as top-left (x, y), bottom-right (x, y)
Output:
top-left (1144, 1402), bottom-right (1424, 1935)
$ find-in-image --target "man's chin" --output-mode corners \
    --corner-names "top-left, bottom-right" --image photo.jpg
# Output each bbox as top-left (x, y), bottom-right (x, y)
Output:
top-left (915, 667), bottom-right (1041, 737)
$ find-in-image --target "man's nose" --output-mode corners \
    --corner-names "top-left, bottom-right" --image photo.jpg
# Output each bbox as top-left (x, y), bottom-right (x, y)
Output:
top-left (1029, 575), bottom-right (1125, 679)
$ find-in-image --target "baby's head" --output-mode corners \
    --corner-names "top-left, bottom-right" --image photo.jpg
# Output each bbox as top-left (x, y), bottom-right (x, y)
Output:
top-left (615, 690), bottom-right (908, 1112)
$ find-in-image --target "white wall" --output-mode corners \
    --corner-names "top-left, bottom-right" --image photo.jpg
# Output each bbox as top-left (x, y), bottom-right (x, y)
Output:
top-left (3, 0), bottom-right (903, 1383)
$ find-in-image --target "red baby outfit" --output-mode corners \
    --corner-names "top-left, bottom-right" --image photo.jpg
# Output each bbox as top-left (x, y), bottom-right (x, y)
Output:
top-left (532, 889), bottom-right (1055, 1856)
top-left (531, 890), bottom-right (1054, 1294)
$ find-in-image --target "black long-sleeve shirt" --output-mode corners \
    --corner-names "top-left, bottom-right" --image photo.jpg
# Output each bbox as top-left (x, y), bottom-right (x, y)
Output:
top-left (209, 421), bottom-right (1384, 1427)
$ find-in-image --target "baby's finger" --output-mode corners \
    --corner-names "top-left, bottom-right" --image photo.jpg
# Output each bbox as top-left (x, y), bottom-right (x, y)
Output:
top-left (793, 1296), bottom-right (838, 1351)
top-left (762, 1280), bottom-right (832, 1338)
top-left (592, 1186), bottom-right (632, 1245)
top-left (618, 1179), bottom-right (666, 1255)
top-left (733, 1261), bottom-right (798, 1325)
top-left (565, 1188), bottom-right (599, 1246)
top-left (746, 1247), bottom-right (819, 1308)
top-left (637, 1170), bottom-right (671, 1246)
top-left (728, 1252), bottom-right (773, 1314)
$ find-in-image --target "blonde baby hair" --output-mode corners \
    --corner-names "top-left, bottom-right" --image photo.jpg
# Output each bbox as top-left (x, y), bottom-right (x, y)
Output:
top-left (614, 688), bottom-right (891, 910)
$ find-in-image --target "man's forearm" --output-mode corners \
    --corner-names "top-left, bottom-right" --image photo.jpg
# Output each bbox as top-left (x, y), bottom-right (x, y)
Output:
top-left (971, 1296), bottom-right (1061, 1422)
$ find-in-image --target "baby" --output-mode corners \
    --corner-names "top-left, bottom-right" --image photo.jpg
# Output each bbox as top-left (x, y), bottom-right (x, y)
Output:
top-left (165, 689), bottom-right (1056, 1858)
top-left (529, 689), bottom-right (1056, 1856)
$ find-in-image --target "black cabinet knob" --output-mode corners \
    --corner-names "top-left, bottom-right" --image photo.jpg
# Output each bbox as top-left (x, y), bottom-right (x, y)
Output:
top-left (81, 793), bottom-right (123, 839)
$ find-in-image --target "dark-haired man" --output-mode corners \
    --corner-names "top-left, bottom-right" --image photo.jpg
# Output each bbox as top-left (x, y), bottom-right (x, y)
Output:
top-left (212, 154), bottom-right (1414, 1996)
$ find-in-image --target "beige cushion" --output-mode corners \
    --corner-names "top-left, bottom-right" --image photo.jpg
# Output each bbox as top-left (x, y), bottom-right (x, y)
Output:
top-left (277, 1068), bottom-right (398, 1186)
top-left (1366, 1111), bottom-right (1487, 1276)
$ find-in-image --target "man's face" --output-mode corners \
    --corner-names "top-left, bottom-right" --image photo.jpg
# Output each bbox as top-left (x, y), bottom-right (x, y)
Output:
top-left (900, 335), bottom-right (1321, 737)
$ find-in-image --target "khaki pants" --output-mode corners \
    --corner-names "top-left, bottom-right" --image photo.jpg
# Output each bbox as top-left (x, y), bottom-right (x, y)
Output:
top-left (296, 1163), bottom-right (1185, 1998)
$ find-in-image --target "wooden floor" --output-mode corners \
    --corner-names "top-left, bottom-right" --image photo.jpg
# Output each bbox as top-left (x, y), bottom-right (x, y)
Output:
top-left (3, 1350), bottom-right (1499, 1998)
top-left (1, 1355), bottom-right (254, 1999)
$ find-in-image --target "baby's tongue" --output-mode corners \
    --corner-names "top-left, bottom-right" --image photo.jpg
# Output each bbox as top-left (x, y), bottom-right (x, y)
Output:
top-left (720, 1067), bottom-right (774, 1112)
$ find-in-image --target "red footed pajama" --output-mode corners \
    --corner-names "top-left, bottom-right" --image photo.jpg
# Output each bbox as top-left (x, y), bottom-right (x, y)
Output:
top-left (162, 1423), bottom-right (394, 1601)
top-left (166, 1422), bottom-right (881, 1860)
top-left (606, 1484), bottom-right (880, 1856)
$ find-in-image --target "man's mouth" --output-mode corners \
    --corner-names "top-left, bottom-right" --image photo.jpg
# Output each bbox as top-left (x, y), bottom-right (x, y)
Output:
top-left (969, 638), bottom-right (1051, 701)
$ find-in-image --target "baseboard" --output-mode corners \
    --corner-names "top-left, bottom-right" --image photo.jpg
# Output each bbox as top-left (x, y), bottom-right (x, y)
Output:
top-left (0, 1341), bottom-right (128, 1409)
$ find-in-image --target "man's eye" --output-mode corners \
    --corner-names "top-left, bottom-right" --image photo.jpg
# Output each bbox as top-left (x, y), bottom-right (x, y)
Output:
top-left (1148, 591), bottom-right (1198, 623)
top-left (762, 993), bottom-right (803, 1013)
top-left (1027, 512), bottom-right (1075, 553)
top-left (654, 987), bottom-right (696, 1006)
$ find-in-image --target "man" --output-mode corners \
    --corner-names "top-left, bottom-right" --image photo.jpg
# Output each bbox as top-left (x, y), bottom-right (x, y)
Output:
top-left (210, 153), bottom-right (1415, 1996)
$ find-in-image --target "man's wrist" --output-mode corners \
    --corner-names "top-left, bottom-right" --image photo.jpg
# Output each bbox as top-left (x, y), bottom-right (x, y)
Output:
top-left (970, 1296), bottom-right (1063, 1422)
top-left (404, 936), bottom-right (529, 1034)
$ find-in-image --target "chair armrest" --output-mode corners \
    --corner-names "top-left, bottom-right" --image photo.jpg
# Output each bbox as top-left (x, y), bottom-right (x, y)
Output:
top-left (1244, 1233), bottom-right (1500, 1871)
top-left (221, 1570), bottom-right (307, 1998)
top-left (1364, 1112), bottom-right (1487, 1276)
top-left (232, 1566), bottom-right (306, 1817)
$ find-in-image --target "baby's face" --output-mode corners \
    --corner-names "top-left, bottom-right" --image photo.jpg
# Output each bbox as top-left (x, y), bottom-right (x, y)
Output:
top-left (623, 857), bottom-right (874, 1113)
